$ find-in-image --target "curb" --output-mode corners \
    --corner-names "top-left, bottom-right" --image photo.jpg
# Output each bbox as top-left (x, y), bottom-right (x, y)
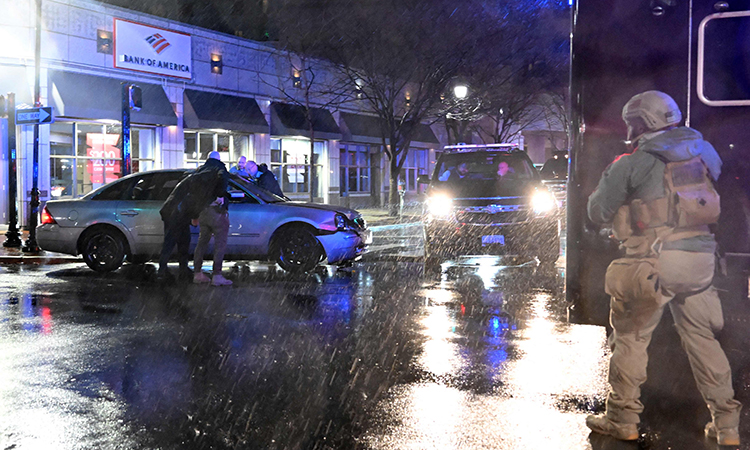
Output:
top-left (0, 255), bottom-right (82, 265)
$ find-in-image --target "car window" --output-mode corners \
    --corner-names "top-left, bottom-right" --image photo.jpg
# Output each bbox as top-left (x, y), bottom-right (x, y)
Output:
top-left (228, 182), bottom-right (260, 204)
top-left (91, 178), bottom-right (136, 201)
top-left (229, 174), bottom-right (286, 203)
top-left (126, 172), bottom-right (186, 201)
top-left (434, 152), bottom-right (537, 182)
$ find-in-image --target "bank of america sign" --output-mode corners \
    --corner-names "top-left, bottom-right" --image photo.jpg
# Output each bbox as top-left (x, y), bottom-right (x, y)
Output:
top-left (114, 19), bottom-right (192, 80)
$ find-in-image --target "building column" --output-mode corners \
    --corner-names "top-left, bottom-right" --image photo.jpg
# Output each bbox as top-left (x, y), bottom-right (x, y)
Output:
top-left (159, 83), bottom-right (185, 169)
top-left (254, 99), bottom-right (271, 164)
top-left (328, 139), bottom-right (340, 206)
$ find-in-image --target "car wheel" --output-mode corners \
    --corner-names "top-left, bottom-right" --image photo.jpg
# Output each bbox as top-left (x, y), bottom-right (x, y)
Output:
top-left (81, 228), bottom-right (126, 272)
top-left (274, 227), bottom-right (323, 273)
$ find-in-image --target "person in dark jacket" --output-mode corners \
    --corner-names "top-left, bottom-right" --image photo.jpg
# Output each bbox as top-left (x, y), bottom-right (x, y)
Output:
top-left (157, 151), bottom-right (228, 282)
top-left (192, 152), bottom-right (232, 286)
top-left (247, 160), bottom-right (284, 197)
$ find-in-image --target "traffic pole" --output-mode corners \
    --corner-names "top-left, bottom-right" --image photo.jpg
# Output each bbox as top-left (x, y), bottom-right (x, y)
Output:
top-left (3, 92), bottom-right (21, 248)
top-left (23, 0), bottom-right (42, 253)
top-left (121, 83), bottom-right (132, 177)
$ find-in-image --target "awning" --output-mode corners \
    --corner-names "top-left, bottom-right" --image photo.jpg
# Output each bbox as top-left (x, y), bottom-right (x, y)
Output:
top-left (270, 102), bottom-right (342, 140)
top-left (411, 122), bottom-right (440, 144)
top-left (183, 89), bottom-right (268, 133)
top-left (49, 70), bottom-right (177, 126)
top-left (339, 112), bottom-right (439, 145)
top-left (339, 112), bottom-right (384, 145)
top-left (0, 65), bottom-right (34, 106)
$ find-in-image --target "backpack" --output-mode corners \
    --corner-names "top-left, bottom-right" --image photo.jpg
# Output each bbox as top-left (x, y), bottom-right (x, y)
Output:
top-left (628, 155), bottom-right (720, 231)
top-left (662, 156), bottom-right (720, 228)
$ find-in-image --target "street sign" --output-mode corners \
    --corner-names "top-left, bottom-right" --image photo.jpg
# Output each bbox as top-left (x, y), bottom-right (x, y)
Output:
top-left (15, 107), bottom-right (54, 125)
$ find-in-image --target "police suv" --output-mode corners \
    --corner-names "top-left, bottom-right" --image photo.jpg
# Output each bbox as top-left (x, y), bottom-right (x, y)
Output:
top-left (420, 144), bottom-right (560, 265)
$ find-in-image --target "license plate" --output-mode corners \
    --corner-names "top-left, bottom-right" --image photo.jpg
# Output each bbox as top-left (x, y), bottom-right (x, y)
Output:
top-left (481, 235), bottom-right (505, 246)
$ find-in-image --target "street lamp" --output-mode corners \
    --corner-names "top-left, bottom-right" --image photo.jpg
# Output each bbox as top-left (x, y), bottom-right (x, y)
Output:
top-left (453, 84), bottom-right (468, 100)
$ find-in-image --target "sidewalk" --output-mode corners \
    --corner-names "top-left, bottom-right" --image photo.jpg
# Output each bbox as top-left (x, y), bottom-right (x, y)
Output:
top-left (358, 204), bottom-right (422, 228)
top-left (0, 226), bottom-right (81, 265)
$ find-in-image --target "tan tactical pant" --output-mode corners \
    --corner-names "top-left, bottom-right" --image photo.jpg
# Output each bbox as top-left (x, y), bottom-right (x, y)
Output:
top-left (193, 206), bottom-right (229, 275)
top-left (605, 250), bottom-right (742, 429)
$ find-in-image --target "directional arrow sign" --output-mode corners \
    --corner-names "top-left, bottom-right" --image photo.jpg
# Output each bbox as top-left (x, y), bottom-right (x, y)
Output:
top-left (16, 107), bottom-right (55, 125)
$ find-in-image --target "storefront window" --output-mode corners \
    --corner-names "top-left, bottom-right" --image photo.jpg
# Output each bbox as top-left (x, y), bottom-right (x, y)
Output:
top-left (340, 144), bottom-right (371, 193)
top-left (270, 138), bottom-right (324, 196)
top-left (184, 131), bottom-right (253, 168)
top-left (404, 148), bottom-right (428, 191)
top-left (49, 121), bottom-right (156, 198)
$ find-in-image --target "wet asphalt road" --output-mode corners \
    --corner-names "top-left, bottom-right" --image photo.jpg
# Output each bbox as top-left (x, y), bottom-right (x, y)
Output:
top-left (1, 243), bottom-right (750, 449)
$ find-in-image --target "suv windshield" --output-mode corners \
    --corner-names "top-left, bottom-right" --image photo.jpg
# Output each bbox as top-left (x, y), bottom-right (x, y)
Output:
top-left (435, 152), bottom-right (537, 183)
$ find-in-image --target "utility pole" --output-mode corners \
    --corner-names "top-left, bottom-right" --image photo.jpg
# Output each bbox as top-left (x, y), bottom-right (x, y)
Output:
top-left (3, 93), bottom-right (21, 248)
top-left (23, 0), bottom-right (42, 253)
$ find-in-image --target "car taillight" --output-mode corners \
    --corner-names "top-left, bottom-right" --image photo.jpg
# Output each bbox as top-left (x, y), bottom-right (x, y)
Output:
top-left (40, 206), bottom-right (56, 225)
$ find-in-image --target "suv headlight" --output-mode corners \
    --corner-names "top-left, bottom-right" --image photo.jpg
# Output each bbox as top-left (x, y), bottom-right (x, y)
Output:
top-left (531, 190), bottom-right (556, 215)
top-left (427, 194), bottom-right (454, 217)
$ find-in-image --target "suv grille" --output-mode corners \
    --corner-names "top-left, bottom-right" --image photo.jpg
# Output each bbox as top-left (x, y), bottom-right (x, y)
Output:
top-left (456, 210), bottom-right (529, 225)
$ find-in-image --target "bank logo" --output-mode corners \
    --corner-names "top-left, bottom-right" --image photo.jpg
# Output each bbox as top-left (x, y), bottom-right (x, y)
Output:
top-left (145, 33), bottom-right (171, 54)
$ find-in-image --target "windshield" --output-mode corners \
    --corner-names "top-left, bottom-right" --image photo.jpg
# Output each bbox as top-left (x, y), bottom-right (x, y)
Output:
top-left (434, 152), bottom-right (537, 183)
top-left (230, 174), bottom-right (287, 203)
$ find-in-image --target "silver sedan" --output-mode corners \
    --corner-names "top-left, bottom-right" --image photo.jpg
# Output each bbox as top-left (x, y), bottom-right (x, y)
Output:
top-left (37, 169), bottom-right (372, 273)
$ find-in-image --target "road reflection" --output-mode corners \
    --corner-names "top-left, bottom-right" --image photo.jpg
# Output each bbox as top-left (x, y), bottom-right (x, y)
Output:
top-left (364, 256), bottom-right (609, 450)
top-left (1, 258), bottom-right (607, 450)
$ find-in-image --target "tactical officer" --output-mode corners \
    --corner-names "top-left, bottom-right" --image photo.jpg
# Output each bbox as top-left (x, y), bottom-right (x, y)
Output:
top-left (585, 91), bottom-right (741, 446)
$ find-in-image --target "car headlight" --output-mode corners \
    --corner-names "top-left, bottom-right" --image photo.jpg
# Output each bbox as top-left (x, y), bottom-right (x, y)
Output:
top-left (335, 213), bottom-right (349, 230)
top-left (427, 194), bottom-right (454, 217)
top-left (531, 190), bottom-right (556, 215)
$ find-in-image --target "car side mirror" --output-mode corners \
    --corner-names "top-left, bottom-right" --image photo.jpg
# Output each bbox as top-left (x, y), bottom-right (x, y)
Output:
top-left (417, 174), bottom-right (431, 185)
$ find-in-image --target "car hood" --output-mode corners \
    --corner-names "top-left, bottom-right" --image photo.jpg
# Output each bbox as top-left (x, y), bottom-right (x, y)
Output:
top-left (431, 179), bottom-right (541, 200)
top-left (281, 201), bottom-right (360, 218)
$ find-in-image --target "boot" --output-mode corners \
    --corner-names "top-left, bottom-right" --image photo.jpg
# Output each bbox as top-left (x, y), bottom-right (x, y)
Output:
top-left (585, 415), bottom-right (639, 441)
top-left (705, 422), bottom-right (740, 446)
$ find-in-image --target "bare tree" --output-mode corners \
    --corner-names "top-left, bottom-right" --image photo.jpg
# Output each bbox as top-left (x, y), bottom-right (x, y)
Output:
top-left (272, 0), bottom-right (496, 213)
top-left (262, 51), bottom-right (352, 202)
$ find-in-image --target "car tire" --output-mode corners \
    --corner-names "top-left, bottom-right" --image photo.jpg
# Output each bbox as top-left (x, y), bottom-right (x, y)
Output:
top-left (274, 226), bottom-right (323, 273)
top-left (81, 228), bottom-right (126, 272)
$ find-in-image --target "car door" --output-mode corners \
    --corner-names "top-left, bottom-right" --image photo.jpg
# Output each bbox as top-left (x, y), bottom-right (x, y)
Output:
top-left (225, 181), bottom-right (269, 256)
top-left (116, 172), bottom-right (186, 256)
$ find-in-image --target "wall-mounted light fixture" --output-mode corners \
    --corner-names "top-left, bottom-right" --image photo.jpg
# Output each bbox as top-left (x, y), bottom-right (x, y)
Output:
top-left (97, 30), bottom-right (113, 54)
top-left (292, 69), bottom-right (302, 88)
top-left (211, 53), bottom-right (223, 74)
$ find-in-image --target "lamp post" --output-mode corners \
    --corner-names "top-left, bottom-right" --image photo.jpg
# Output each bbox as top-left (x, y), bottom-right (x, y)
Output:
top-left (451, 83), bottom-right (470, 144)
top-left (3, 92), bottom-right (21, 248)
top-left (23, 0), bottom-right (42, 253)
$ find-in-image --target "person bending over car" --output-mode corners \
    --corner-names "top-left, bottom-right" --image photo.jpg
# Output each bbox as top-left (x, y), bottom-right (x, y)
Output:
top-left (192, 151), bottom-right (232, 287)
top-left (247, 160), bottom-right (284, 198)
top-left (157, 151), bottom-right (228, 284)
